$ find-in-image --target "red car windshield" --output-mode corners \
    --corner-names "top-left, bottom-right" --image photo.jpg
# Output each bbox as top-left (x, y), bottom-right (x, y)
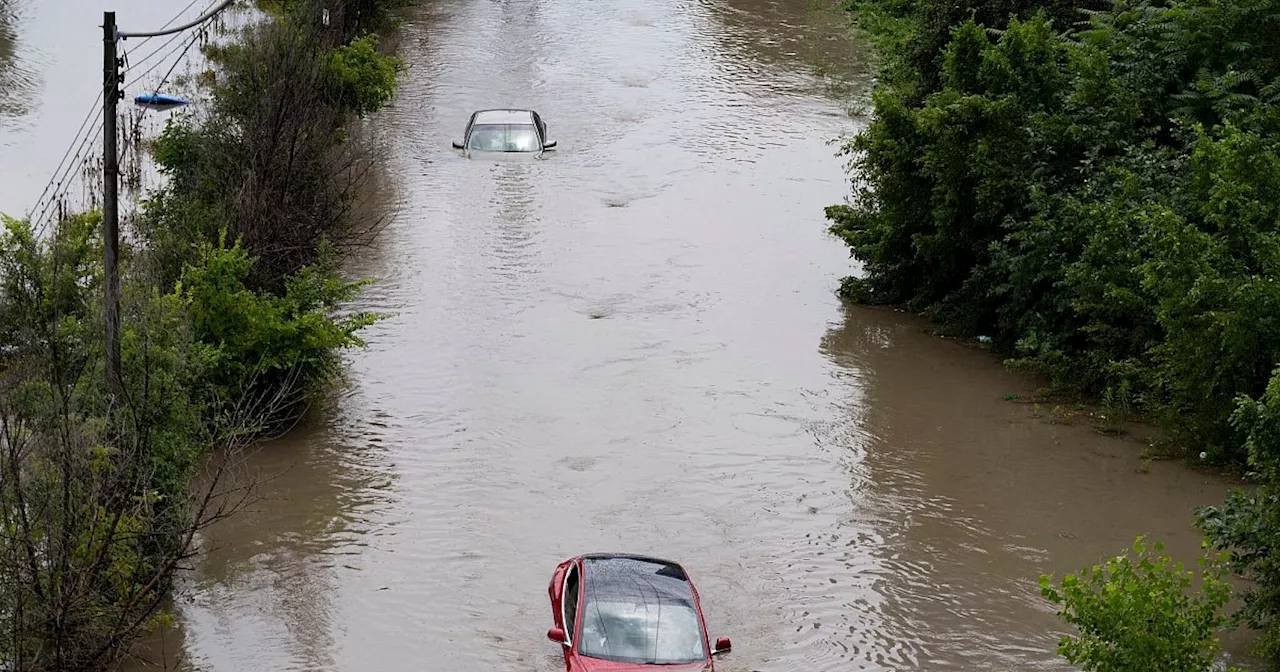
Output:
top-left (577, 557), bottom-right (708, 665)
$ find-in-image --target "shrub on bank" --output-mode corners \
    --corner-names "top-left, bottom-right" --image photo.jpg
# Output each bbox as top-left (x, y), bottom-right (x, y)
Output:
top-left (1040, 536), bottom-right (1239, 672)
top-left (175, 234), bottom-right (381, 428)
top-left (1198, 375), bottom-right (1280, 664)
top-left (831, 0), bottom-right (1280, 662)
top-left (328, 34), bottom-right (402, 116)
top-left (0, 214), bottom-right (210, 671)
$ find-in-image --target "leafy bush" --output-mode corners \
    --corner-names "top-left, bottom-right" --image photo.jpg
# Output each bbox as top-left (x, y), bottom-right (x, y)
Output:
top-left (828, 12), bottom-right (1074, 335)
top-left (0, 216), bottom-right (210, 671)
top-left (328, 33), bottom-right (402, 116)
top-left (1040, 536), bottom-right (1238, 672)
top-left (0, 143), bottom-right (384, 672)
top-left (173, 233), bottom-right (383, 427)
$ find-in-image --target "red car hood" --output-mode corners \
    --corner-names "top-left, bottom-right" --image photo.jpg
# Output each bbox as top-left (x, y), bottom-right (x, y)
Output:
top-left (573, 657), bottom-right (711, 672)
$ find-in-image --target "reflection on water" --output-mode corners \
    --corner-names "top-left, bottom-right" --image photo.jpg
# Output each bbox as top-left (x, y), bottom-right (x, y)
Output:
top-left (130, 401), bottom-right (403, 672)
top-left (702, 0), bottom-right (871, 101)
top-left (814, 305), bottom-right (1258, 670)
top-left (114, 0), bottom-right (1258, 670)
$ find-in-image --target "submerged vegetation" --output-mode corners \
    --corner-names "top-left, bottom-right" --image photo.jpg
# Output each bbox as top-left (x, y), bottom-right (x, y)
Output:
top-left (0, 0), bottom-right (403, 668)
top-left (829, 0), bottom-right (1280, 663)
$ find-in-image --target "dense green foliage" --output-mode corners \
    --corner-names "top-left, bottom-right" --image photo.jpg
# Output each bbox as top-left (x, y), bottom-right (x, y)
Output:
top-left (1040, 537), bottom-right (1238, 672)
top-left (829, 0), bottom-right (1280, 461)
top-left (831, 0), bottom-right (1280, 663)
top-left (328, 34), bottom-right (402, 116)
top-left (0, 0), bottom-right (405, 667)
top-left (175, 235), bottom-right (380, 425)
top-left (1198, 375), bottom-right (1280, 663)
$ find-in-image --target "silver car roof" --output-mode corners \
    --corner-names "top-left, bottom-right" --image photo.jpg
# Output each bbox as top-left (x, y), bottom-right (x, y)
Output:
top-left (473, 109), bottom-right (537, 125)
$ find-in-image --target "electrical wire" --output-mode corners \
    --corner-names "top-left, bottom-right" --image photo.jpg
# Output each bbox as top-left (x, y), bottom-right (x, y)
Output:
top-left (126, 27), bottom-right (190, 73)
top-left (126, 0), bottom-right (216, 72)
top-left (25, 95), bottom-right (102, 227)
top-left (31, 109), bottom-right (104, 238)
top-left (37, 27), bottom-right (208, 233)
top-left (151, 26), bottom-right (209, 97)
top-left (125, 24), bottom-right (206, 91)
top-left (118, 0), bottom-right (237, 39)
top-left (35, 24), bottom-right (210, 234)
top-left (129, 0), bottom-right (206, 50)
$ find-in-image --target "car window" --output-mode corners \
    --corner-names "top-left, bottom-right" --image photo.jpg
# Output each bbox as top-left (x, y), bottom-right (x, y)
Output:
top-left (578, 599), bottom-right (705, 664)
top-left (564, 565), bottom-right (580, 643)
top-left (578, 557), bottom-right (707, 665)
top-left (466, 123), bottom-right (541, 152)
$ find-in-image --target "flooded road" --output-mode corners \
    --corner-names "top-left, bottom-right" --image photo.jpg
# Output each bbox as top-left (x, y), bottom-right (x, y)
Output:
top-left (0, 0), bottom-right (1255, 670)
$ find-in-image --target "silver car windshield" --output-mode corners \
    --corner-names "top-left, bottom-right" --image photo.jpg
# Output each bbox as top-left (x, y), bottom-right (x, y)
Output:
top-left (466, 123), bottom-right (541, 152)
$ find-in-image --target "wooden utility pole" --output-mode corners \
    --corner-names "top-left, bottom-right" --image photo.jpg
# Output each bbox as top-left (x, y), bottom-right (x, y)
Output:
top-left (98, 1), bottom-right (231, 403)
top-left (103, 11), bottom-right (124, 402)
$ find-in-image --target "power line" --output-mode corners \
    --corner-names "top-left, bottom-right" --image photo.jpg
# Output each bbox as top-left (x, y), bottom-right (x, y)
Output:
top-left (118, 0), bottom-right (237, 39)
top-left (151, 26), bottom-right (210, 97)
top-left (31, 107), bottom-right (104, 238)
top-left (124, 24), bottom-right (207, 90)
top-left (25, 94), bottom-right (103, 227)
top-left (126, 0), bottom-right (216, 72)
top-left (130, 0), bottom-right (206, 50)
top-left (35, 28), bottom-right (201, 235)
top-left (127, 26), bottom-right (190, 73)
top-left (26, 0), bottom-right (235, 240)
top-left (126, 0), bottom-right (238, 90)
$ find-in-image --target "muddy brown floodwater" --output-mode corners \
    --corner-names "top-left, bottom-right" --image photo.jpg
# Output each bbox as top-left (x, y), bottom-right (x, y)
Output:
top-left (0, 0), bottom-right (1258, 670)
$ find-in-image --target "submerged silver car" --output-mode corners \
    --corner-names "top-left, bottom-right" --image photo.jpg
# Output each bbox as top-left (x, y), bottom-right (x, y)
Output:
top-left (451, 109), bottom-right (557, 156)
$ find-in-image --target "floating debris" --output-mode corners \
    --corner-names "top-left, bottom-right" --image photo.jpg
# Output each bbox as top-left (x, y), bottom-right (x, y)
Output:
top-left (133, 93), bottom-right (189, 111)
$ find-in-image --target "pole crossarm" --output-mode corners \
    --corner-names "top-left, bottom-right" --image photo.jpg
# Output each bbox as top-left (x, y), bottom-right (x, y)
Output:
top-left (116, 0), bottom-right (236, 39)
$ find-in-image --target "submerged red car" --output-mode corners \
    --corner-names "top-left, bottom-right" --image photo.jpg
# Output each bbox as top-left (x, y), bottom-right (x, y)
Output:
top-left (547, 554), bottom-right (732, 672)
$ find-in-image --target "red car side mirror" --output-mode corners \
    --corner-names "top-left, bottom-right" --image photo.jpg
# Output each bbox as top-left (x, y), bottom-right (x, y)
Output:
top-left (547, 627), bottom-right (568, 645)
top-left (712, 637), bottom-right (732, 655)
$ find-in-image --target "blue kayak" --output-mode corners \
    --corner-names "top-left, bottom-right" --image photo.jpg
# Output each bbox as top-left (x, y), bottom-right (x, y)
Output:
top-left (134, 93), bottom-right (189, 110)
